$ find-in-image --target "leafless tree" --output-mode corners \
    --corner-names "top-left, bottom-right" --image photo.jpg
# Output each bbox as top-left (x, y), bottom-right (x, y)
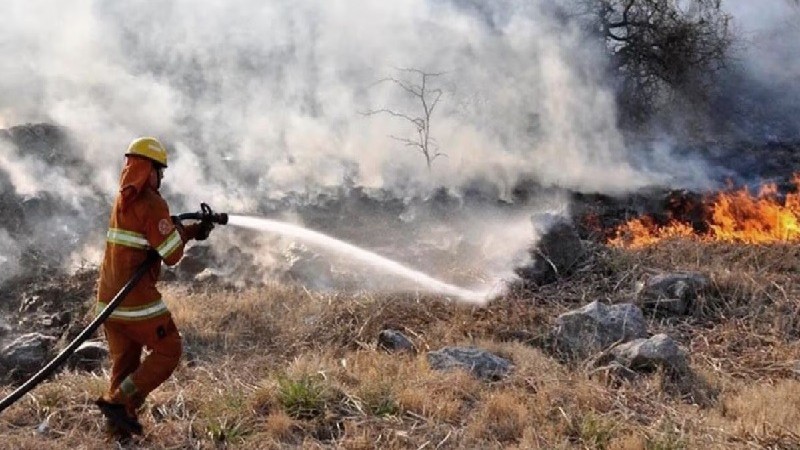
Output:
top-left (363, 68), bottom-right (445, 171)
top-left (576, 0), bottom-right (732, 126)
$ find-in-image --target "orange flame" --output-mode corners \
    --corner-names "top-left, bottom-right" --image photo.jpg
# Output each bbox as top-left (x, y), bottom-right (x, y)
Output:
top-left (610, 175), bottom-right (800, 248)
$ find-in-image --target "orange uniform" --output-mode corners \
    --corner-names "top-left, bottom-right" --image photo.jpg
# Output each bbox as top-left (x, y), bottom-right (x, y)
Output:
top-left (97, 156), bottom-right (196, 420)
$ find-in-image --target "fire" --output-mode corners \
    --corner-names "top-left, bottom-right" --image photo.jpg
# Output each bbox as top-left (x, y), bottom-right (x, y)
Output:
top-left (610, 175), bottom-right (800, 248)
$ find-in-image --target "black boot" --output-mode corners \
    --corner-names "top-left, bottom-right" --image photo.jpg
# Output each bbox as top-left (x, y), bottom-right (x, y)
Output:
top-left (95, 398), bottom-right (143, 435)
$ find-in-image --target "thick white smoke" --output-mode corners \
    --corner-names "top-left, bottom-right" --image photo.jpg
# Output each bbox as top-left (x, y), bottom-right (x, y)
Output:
top-left (2, 1), bottom-right (792, 292)
top-left (0, 0), bottom-right (673, 204)
top-left (722, 0), bottom-right (800, 140)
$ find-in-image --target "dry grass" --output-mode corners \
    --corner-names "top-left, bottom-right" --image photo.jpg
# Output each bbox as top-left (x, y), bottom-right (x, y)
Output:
top-left (2, 240), bottom-right (800, 448)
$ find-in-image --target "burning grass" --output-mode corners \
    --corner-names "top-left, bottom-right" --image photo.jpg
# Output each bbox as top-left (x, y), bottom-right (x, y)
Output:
top-left (610, 175), bottom-right (800, 248)
top-left (2, 239), bottom-right (800, 448)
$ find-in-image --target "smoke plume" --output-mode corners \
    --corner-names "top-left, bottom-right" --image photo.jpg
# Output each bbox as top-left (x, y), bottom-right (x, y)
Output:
top-left (0, 0), bottom-right (672, 200)
top-left (0, 1), bottom-right (795, 292)
top-left (718, 0), bottom-right (800, 140)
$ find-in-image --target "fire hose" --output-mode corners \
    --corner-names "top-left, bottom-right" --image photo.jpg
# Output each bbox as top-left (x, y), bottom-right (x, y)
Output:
top-left (0, 203), bottom-right (228, 414)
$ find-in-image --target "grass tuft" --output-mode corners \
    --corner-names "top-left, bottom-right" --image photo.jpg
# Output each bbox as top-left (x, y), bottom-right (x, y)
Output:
top-left (276, 374), bottom-right (331, 420)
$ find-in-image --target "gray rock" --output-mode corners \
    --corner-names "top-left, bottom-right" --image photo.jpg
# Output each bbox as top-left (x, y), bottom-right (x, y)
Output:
top-left (636, 272), bottom-right (710, 315)
top-left (67, 340), bottom-right (108, 372)
top-left (377, 329), bottom-right (415, 353)
top-left (553, 301), bottom-right (648, 359)
top-left (0, 333), bottom-right (57, 380)
top-left (427, 347), bottom-right (513, 380)
top-left (610, 334), bottom-right (688, 373)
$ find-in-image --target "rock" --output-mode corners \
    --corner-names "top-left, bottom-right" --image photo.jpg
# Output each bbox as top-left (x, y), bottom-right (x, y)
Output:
top-left (610, 334), bottom-right (688, 373)
top-left (0, 333), bottom-right (57, 380)
top-left (636, 272), bottom-right (710, 315)
top-left (67, 340), bottom-right (108, 372)
top-left (427, 347), bottom-right (513, 380)
top-left (515, 214), bottom-right (584, 286)
top-left (377, 329), bottom-right (415, 353)
top-left (553, 301), bottom-right (648, 359)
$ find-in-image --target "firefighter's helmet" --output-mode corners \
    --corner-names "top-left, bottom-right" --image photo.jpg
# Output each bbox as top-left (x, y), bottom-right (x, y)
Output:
top-left (125, 137), bottom-right (168, 167)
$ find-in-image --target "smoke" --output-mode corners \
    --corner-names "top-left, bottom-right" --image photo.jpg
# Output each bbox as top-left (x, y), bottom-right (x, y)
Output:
top-left (4, 0), bottom-right (787, 291)
top-left (717, 0), bottom-right (800, 140)
top-left (0, 0), bottom-right (678, 203)
top-left (0, 139), bottom-right (94, 208)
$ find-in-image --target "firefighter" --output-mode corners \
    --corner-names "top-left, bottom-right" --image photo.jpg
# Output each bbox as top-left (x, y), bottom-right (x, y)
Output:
top-left (94, 137), bottom-right (213, 435)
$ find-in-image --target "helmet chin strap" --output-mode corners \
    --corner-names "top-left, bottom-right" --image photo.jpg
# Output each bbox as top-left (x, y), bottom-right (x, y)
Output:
top-left (152, 165), bottom-right (163, 191)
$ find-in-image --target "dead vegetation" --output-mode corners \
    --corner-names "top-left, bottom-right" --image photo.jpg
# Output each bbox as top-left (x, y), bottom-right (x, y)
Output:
top-left (2, 239), bottom-right (800, 449)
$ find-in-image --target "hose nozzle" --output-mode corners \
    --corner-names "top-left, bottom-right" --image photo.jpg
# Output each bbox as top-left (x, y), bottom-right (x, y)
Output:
top-left (176, 202), bottom-right (228, 224)
top-left (200, 202), bottom-right (228, 225)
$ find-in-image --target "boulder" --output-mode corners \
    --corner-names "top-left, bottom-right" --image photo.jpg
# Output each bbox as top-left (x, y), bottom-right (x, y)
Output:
top-left (609, 333), bottom-right (688, 373)
top-left (0, 333), bottom-right (57, 380)
top-left (553, 301), bottom-right (648, 359)
top-left (377, 329), bottom-right (415, 353)
top-left (636, 272), bottom-right (710, 315)
top-left (67, 340), bottom-right (108, 372)
top-left (427, 347), bottom-right (513, 380)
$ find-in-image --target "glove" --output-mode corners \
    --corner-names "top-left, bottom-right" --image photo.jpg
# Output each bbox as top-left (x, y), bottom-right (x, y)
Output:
top-left (195, 220), bottom-right (214, 241)
top-left (180, 221), bottom-right (213, 241)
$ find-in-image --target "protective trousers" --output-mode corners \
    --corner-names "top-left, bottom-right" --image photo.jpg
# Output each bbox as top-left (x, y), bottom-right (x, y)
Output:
top-left (102, 314), bottom-right (182, 415)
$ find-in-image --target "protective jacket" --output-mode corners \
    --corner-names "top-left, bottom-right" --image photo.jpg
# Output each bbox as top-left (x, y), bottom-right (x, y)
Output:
top-left (96, 156), bottom-right (190, 321)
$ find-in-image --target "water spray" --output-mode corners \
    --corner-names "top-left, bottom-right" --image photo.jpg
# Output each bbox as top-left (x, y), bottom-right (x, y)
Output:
top-left (227, 215), bottom-right (491, 305)
top-left (0, 205), bottom-right (491, 415)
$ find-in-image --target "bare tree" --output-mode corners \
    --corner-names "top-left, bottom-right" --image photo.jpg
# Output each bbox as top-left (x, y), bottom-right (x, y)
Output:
top-left (363, 68), bottom-right (445, 170)
top-left (576, 0), bottom-right (732, 126)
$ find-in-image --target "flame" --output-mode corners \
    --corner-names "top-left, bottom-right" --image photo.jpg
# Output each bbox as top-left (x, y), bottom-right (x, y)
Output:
top-left (610, 175), bottom-right (800, 248)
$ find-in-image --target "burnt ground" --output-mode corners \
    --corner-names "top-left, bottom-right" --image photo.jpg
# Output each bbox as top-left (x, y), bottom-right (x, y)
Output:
top-left (0, 268), bottom-right (98, 350)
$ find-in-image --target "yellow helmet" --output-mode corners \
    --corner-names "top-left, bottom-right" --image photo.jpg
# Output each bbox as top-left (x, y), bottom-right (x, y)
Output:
top-left (125, 137), bottom-right (168, 167)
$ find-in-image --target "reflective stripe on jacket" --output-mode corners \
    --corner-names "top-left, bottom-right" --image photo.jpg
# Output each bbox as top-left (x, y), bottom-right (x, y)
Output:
top-left (97, 179), bottom-right (188, 322)
top-left (96, 298), bottom-right (169, 321)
